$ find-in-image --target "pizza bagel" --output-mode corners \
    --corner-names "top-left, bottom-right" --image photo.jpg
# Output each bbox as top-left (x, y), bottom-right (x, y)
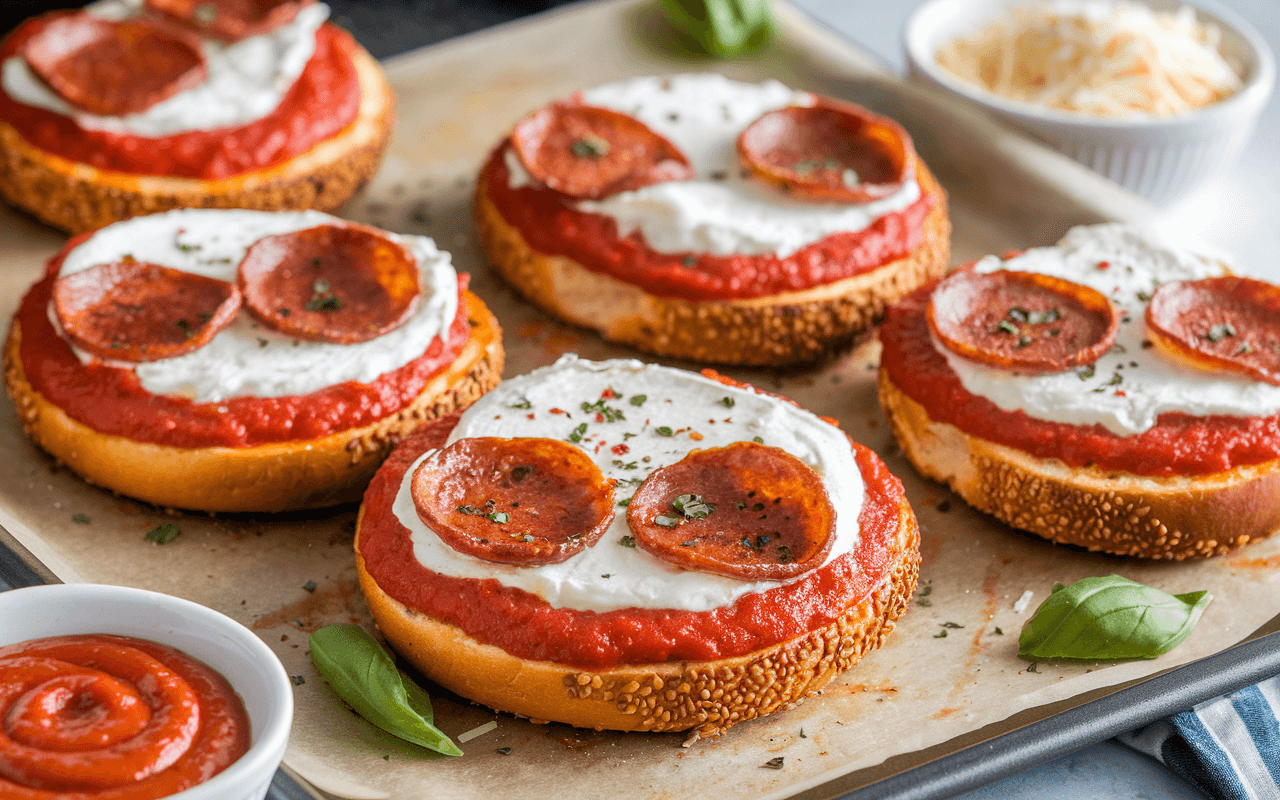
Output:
top-left (355, 356), bottom-right (919, 736)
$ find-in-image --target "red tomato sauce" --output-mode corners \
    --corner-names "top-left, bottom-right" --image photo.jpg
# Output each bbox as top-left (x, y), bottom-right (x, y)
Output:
top-left (0, 634), bottom-right (250, 799)
top-left (17, 241), bottom-right (472, 449)
top-left (0, 16), bottom-right (361, 180)
top-left (880, 284), bottom-right (1280, 477)
top-left (483, 146), bottom-right (936, 302)
top-left (358, 413), bottom-right (908, 670)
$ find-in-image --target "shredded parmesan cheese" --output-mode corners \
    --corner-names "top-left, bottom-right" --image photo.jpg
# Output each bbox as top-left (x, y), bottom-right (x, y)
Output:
top-left (935, 1), bottom-right (1243, 117)
top-left (1013, 590), bottom-right (1036, 613)
top-left (457, 721), bottom-right (498, 742)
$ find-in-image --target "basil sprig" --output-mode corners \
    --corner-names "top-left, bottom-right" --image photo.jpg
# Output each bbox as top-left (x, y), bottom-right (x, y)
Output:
top-left (309, 624), bottom-right (462, 756)
top-left (1018, 575), bottom-right (1211, 661)
top-left (658, 0), bottom-right (772, 57)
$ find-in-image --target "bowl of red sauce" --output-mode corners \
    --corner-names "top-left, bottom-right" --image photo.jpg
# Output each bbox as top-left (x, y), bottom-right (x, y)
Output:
top-left (0, 583), bottom-right (293, 800)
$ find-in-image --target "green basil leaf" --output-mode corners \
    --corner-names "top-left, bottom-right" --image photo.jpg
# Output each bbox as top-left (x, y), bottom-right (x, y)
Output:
top-left (1018, 575), bottom-right (1211, 661)
top-left (658, 0), bottom-right (772, 57)
top-left (309, 624), bottom-right (461, 756)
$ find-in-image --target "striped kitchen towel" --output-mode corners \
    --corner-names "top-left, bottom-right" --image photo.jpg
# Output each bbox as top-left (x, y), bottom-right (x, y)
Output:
top-left (1119, 675), bottom-right (1280, 800)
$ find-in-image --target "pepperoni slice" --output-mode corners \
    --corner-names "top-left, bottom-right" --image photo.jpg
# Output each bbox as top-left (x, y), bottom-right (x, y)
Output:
top-left (737, 98), bottom-right (913, 203)
top-left (145, 0), bottom-right (315, 42)
top-left (411, 438), bottom-right (616, 566)
top-left (1146, 277), bottom-right (1280, 386)
top-left (625, 442), bottom-right (835, 581)
top-left (927, 269), bottom-right (1118, 373)
top-left (22, 13), bottom-right (207, 117)
top-left (52, 261), bottom-right (241, 363)
top-left (237, 224), bottom-right (421, 344)
top-left (510, 103), bottom-right (695, 200)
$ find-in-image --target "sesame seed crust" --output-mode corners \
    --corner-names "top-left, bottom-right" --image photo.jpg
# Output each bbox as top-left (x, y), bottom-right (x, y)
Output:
top-left (0, 29), bottom-right (393, 235)
top-left (473, 153), bottom-right (950, 366)
top-left (879, 369), bottom-right (1280, 559)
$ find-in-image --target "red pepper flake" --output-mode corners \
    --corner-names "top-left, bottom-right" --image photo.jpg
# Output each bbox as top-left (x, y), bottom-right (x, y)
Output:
top-left (1097, 261), bottom-right (1111, 270)
top-left (689, 431), bottom-right (704, 441)
top-left (549, 408), bottom-right (566, 415)
top-left (611, 443), bottom-right (630, 455)
top-left (601, 387), bottom-right (619, 399)
top-left (595, 413), bottom-right (605, 423)
top-left (1115, 390), bottom-right (1127, 397)
top-left (526, 413), bottom-right (536, 420)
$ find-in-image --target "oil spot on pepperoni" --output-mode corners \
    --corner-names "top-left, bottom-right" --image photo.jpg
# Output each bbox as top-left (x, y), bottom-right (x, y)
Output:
top-left (53, 260), bottom-right (241, 363)
top-left (1146, 276), bottom-right (1280, 386)
top-left (145, 0), bottom-right (315, 42)
top-left (412, 437), bottom-right (616, 566)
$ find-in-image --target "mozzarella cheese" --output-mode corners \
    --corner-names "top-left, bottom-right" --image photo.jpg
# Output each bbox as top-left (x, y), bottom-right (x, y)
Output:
top-left (55, 208), bottom-right (459, 403)
top-left (504, 73), bottom-right (922, 258)
top-left (940, 223), bottom-right (1280, 435)
top-left (392, 356), bottom-right (864, 613)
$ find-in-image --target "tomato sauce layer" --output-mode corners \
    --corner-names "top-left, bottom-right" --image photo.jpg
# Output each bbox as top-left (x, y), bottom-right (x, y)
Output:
top-left (358, 415), bottom-right (907, 670)
top-left (880, 284), bottom-right (1280, 476)
top-left (17, 243), bottom-right (473, 449)
top-left (0, 17), bottom-right (360, 180)
top-left (0, 633), bottom-right (249, 800)
top-left (483, 146), bottom-right (935, 302)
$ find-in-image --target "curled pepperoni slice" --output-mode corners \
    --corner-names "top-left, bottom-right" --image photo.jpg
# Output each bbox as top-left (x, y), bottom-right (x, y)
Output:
top-left (411, 438), bottom-right (616, 566)
top-left (52, 261), bottom-right (241, 363)
top-left (23, 14), bottom-right (207, 117)
top-left (1146, 277), bottom-right (1280, 386)
top-left (737, 99), bottom-right (913, 203)
top-left (511, 103), bottom-right (695, 200)
top-left (927, 269), bottom-right (1118, 373)
top-left (626, 442), bottom-right (835, 581)
top-left (145, 0), bottom-right (314, 42)
top-left (237, 224), bottom-right (421, 344)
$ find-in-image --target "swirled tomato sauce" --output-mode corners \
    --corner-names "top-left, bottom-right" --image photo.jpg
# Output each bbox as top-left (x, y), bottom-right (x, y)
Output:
top-left (16, 241), bottom-right (476, 449)
top-left (357, 412), bottom-right (909, 670)
top-left (0, 634), bottom-right (249, 800)
top-left (0, 16), bottom-right (360, 180)
top-left (482, 146), bottom-right (936, 302)
top-left (880, 283), bottom-right (1280, 477)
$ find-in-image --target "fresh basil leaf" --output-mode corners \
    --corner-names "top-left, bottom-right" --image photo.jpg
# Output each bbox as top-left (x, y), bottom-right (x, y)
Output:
top-left (309, 624), bottom-right (460, 756)
top-left (1018, 575), bottom-right (1211, 661)
top-left (659, 0), bottom-right (772, 57)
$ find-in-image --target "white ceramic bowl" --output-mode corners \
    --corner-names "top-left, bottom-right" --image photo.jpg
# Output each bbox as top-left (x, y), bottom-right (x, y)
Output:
top-left (0, 583), bottom-right (293, 800)
top-left (905, 0), bottom-right (1275, 205)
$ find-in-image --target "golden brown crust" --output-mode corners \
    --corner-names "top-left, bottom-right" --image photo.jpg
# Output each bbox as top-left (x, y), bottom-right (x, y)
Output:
top-left (474, 155), bottom-right (950, 366)
top-left (355, 498), bottom-right (919, 737)
top-left (3, 292), bottom-right (503, 513)
top-left (0, 29), bottom-right (394, 235)
top-left (878, 369), bottom-right (1280, 559)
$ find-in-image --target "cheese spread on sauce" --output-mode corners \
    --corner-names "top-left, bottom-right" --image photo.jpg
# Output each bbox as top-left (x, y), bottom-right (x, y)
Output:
top-left (1, 0), bottom-right (329, 137)
top-left (392, 356), bottom-right (864, 613)
top-left (939, 223), bottom-right (1280, 435)
top-left (504, 73), bottom-right (923, 258)
top-left (54, 208), bottom-right (459, 403)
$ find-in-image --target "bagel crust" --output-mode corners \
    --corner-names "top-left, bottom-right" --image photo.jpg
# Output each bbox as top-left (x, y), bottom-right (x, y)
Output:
top-left (879, 370), bottom-right (1280, 559)
top-left (3, 291), bottom-right (504, 513)
top-left (474, 152), bottom-right (950, 366)
top-left (0, 28), bottom-right (394, 235)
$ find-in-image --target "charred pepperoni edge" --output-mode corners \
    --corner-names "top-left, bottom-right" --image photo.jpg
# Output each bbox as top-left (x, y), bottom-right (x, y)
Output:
top-left (926, 267), bottom-right (1119, 373)
top-left (358, 406), bottom-right (903, 669)
top-left (145, 0), bottom-right (315, 42)
top-left (880, 279), bottom-right (1280, 477)
top-left (411, 437), bottom-right (615, 566)
top-left (53, 261), bottom-right (241, 363)
top-left (737, 98), bottom-right (913, 203)
top-left (510, 102), bottom-right (694, 200)
top-left (1146, 277), bottom-right (1280, 386)
top-left (237, 224), bottom-right (422, 344)
top-left (22, 13), bottom-right (208, 117)
top-left (626, 441), bottom-right (835, 581)
top-left (482, 144), bottom-right (937, 302)
top-left (0, 18), bottom-right (360, 180)
top-left (16, 238), bottom-right (476, 449)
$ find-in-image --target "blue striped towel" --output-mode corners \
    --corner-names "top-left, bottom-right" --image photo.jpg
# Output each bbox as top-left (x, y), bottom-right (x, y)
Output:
top-left (1119, 675), bottom-right (1280, 800)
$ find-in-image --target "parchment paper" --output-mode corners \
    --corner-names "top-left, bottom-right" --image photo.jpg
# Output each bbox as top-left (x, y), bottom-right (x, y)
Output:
top-left (1, 2), bottom-right (1276, 798)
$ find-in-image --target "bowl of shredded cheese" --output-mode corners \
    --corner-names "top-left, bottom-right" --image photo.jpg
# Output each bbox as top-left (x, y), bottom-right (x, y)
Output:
top-left (905, 0), bottom-right (1274, 204)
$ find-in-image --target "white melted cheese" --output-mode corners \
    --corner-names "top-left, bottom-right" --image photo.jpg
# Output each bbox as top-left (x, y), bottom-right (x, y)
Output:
top-left (1, 0), bottom-right (328, 137)
top-left (56, 208), bottom-right (459, 403)
top-left (941, 224), bottom-right (1280, 435)
top-left (505, 73), bottom-right (922, 258)
top-left (391, 356), bottom-right (864, 613)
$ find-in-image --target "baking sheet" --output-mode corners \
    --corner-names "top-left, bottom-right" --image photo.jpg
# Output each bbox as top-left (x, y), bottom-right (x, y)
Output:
top-left (1, 1), bottom-right (1278, 798)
